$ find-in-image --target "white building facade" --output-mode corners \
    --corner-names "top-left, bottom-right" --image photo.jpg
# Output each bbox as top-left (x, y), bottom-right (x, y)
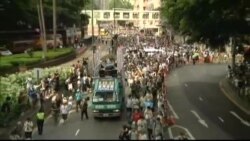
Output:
top-left (82, 9), bottom-right (161, 36)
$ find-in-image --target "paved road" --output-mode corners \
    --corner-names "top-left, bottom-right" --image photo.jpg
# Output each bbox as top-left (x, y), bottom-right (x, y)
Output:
top-left (166, 64), bottom-right (250, 140)
top-left (32, 44), bottom-right (130, 140)
top-left (33, 109), bottom-right (127, 140)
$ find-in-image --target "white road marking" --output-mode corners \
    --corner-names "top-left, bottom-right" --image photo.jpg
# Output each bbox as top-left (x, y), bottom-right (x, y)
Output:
top-left (167, 100), bottom-right (180, 119)
top-left (199, 96), bottom-right (203, 101)
top-left (218, 117), bottom-right (224, 123)
top-left (230, 111), bottom-right (250, 127)
top-left (191, 110), bottom-right (208, 128)
top-left (75, 129), bottom-right (80, 136)
top-left (184, 84), bottom-right (188, 87)
top-left (168, 125), bottom-right (195, 140)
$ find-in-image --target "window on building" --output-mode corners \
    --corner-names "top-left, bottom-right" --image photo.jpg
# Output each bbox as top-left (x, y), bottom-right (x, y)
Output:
top-left (123, 13), bottom-right (129, 19)
top-left (143, 7), bottom-right (146, 10)
top-left (153, 28), bottom-right (158, 33)
top-left (137, 5), bottom-right (139, 9)
top-left (133, 13), bottom-right (139, 19)
top-left (104, 12), bottom-right (110, 19)
top-left (152, 13), bottom-right (159, 19)
top-left (143, 13), bottom-right (149, 19)
top-left (150, 21), bottom-right (153, 25)
top-left (114, 12), bottom-right (120, 19)
top-left (150, 4), bottom-right (154, 10)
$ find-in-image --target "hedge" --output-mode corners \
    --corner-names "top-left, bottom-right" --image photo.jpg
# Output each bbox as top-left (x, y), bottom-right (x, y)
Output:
top-left (0, 48), bottom-right (74, 72)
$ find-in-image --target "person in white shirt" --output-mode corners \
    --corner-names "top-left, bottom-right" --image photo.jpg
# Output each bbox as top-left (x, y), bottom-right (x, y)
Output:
top-left (23, 117), bottom-right (34, 140)
top-left (126, 95), bottom-right (133, 122)
top-left (60, 101), bottom-right (69, 123)
top-left (138, 130), bottom-right (148, 140)
top-left (132, 96), bottom-right (139, 111)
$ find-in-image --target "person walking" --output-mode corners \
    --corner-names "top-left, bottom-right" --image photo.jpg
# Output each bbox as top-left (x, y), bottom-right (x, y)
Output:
top-left (75, 89), bottom-right (83, 112)
top-left (60, 98), bottom-right (70, 124)
top-left (36, 108), bottom-right (45, 135)
top-left (80, 97), bottom-right (90, 120)
top-left (23, 117), bottom-right (34, 140)
top-left (126, 95), bottom-right (133, 123)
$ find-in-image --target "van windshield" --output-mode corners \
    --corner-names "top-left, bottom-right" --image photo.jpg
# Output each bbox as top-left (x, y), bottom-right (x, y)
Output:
top-left (93, 91), bottom-right (119, 103)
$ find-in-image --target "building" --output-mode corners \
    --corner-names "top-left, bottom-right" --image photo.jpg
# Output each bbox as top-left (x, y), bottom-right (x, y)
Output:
top-left (82, 0), bottom-right (162, 37)
top-left (132, 0), bottom-right (161, 31)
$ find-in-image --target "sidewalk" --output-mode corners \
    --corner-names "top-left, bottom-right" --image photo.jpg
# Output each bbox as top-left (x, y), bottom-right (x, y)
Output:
top-left (219, 78), bottom-right (250, 115)
top-left (0, 47), bottom-right (91, 140)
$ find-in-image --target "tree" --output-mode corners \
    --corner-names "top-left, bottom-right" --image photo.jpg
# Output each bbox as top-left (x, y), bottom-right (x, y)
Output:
top-left (109, 0), bottom-right (133, 10)
top-left (161, 0), bottom-right (250, 47)
top-left (0, 0), bottom-right (37, 30)
top-left (83, 1), bottom-right (99, 10)
top-left (0, 0), bottom-right (91, 31)
top-left (162, 0), bottom-right (250, 71)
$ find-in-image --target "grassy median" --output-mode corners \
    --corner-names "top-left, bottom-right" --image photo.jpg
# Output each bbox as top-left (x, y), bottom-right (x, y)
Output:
top-left (0, 47), bottom-right (74, 72)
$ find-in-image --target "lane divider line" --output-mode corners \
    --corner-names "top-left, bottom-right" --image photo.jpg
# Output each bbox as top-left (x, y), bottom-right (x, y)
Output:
top-left (75, 129), bottom-right (80, 136)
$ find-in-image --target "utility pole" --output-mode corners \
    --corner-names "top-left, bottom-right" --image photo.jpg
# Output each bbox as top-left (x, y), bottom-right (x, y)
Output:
top-left (53, 0), bottom-right (57, 49)
top-left (39, 0), bottom-right (47, 60)
top-left (91, 0), bottom-right (95, 75)
top-left (113, 0), bottom-right (116, 34)
top-left (91, 0), bottom-right (94, 45)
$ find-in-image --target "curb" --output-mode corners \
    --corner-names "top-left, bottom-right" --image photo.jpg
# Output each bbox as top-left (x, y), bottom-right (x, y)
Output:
top-left (219, 79), bottom-right (250, 115)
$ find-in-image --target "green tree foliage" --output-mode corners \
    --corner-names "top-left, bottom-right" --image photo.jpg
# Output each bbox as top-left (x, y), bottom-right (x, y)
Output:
top-left (0, 0), bottom-right (91, 31)
top-left (83, 1), bottom-right (99, 10)
top-left (0, 0), bottom-right (36, 30)
top-left (161, 0), bottom-right (250, 47)
top-left (109, 0), bottom-right (133, 10)
top-left (42, 0), bottom-right (91, 28)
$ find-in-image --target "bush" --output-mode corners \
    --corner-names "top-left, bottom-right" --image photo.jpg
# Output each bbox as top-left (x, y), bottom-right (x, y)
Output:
top-left (0, 48), bottom-right (74, 71)
top-left (0, 49), bottom-right (75, 126)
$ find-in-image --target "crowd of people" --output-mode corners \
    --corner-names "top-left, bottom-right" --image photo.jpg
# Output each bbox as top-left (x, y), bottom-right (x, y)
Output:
top-left (9, 56), bottom-right (93, 140)
top-left (9, 31), bottom-right (219, 140)
top-left (118, 34), bottom-right (180, 140)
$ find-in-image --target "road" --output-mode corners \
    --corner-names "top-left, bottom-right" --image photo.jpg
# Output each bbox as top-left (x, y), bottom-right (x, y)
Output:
top-left (32, 44), bottom-right (130, 140)
top-left (32, 109), bottom-right (127, 139)
top-left (166, 64), bottom-right (250, 140)
top-left (32, 51), bottom-right (250, 139)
